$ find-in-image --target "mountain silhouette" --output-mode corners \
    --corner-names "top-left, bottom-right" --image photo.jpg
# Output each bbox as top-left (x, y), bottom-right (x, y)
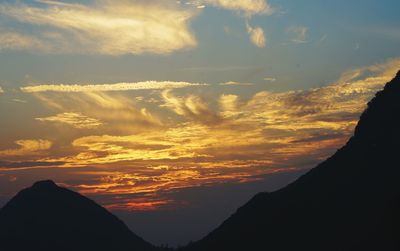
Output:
top-left (183, 71), bottom-right (400, 251)
top-left (0, 180), bottom-right (157, 251)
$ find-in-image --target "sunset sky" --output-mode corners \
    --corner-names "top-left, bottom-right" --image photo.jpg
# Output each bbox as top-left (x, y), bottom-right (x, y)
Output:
top-left (0, 0), bottom-right (399, 246)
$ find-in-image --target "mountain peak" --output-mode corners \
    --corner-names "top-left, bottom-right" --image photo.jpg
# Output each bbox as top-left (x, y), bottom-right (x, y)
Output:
top-left (0, 180), bottom-right (156, 251)
top-left (32, 180), bottom-right (58, 189)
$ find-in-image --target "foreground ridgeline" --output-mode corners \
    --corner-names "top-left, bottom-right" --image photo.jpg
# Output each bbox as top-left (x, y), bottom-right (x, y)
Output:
top-left (1, 71), bottom-right (400, 251)
top-left (0, 180), bottom-right (158, 251)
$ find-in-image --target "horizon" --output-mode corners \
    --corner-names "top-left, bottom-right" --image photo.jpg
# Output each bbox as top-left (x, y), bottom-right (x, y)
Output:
top-left (0, 0), bottom-right (399, 247)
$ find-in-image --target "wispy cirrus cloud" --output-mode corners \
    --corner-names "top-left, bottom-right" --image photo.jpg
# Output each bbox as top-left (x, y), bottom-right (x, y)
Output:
top-left (36, 112), bottom-right (103, 129)
top-left (33, 92), bottom-right (163, 133)
top-left (188, 0), bottom-right (272, 48)
top-left (203, 0), bottom-right (274, 16)
top-left (51, 59), bottom-right (400, 169)
top-left (0, 139), bottom-right (52, 157)
top-left (264, 77), bottom-right (277, 82)
top-left (0, 31), bottom-right (47, 51)
top-left (0, 0), bottom-right (197, 55)
top-left (287, 26), bottom-right (309, 43)
top-left (219, 81), bottom-right (253, 86)
top-left (21, 81), bottom-right (207, 93)
top-left (0, 0), bottom-right (274, 53)
top-left (161, 90), bottom-right (223, 126)
top-left (2, 58), bottom-right (399, 212)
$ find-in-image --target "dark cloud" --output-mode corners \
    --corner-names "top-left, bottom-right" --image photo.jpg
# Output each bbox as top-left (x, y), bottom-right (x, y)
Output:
top-left (0, 161), bottom-right (65, 169)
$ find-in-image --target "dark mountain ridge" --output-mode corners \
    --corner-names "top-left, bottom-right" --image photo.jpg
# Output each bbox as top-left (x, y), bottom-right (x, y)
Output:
top-left (182, 71), bottom-right (400, 251)
top-left (0, 180), bottom-right (157, 251)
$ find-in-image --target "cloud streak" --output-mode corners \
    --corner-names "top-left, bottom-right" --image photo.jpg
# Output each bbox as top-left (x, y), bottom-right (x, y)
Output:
top-left (21, 81), bottom-right (207, 93)
top-left (36, 112), bottom-right (103, 129)
top-left (161, 90), bottom-right (223, 126)
top-left (287, 26), bottom-right (308, 43)
top-left (0, 31), bottom-right (47, 51)
top-left (33, 92), bottom-right (163, 133)
top-left (219, 81), bottom-right (253, 86)
top-left (0, 140), bottom-right (52, 157)
top-left (203, 0), bottom-right (274, 16)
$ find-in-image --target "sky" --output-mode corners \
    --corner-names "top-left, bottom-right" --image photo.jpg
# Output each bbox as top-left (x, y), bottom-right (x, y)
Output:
top-left (0, 0), bottom-right (400, 247)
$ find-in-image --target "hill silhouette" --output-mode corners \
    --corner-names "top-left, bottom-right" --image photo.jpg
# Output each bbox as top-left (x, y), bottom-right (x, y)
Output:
top-left (183, 71), bottom-right (400, 251)
top-left (0, 180), bottom-right (158, 251)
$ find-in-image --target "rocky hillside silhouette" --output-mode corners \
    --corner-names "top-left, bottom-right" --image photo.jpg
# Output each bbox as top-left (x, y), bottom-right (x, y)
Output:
top-left (0, 180), bottom-right (158, 251)
top-left (183, 71), bottom-right (400, 251)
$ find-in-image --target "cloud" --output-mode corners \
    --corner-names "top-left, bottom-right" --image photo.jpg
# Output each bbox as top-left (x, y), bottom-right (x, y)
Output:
top-left (21, 81), bottom-right (207, 93)
top-left (246, 22), bottom-right (266, 48)
top-left (203, 0), bottom-right (274, 16)
top-left (287, 26), bottom-right (308, 43)
top-left (264, 77), bottom-right (277, 82)
top-left (104, 197), bottom-right (174, 212)
top-left (0, 31), bottom-right (47, 51)
top-left (0, 139), bottom-right (52, 157)
top-left (219, 94), bottom-right (239, 114)
top-left (0, 0), bottom-right (197, 55)
top-left (33, 92), bottom-right (163, 133)
top-left (0, 160), bottom-right (65, 169)
top-left (219, 81), bottom-right (253, 86)
top-left (161, 90), bottom-right (222, 126)
top-left (11, 99), bottom-right (27, 103)
top-left (188, 0), bottom-right (272, 48)
top-left (3, 58), bottom-right (399, 211)
top-left (36, 112), bottom-right (103, 129)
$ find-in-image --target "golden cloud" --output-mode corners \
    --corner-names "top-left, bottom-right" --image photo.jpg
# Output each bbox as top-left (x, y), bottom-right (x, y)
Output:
top-left (36, 112), bottom-right (103, 129)
top-left (0, 139), bottom-right (52, 157)
top-left (33, 92), bottom-right (163, 133)
top-left (20, 81), bottom-right (207, 93)
top-left (161, 90), bottom-right (223, 125)
top-left (0, 0), bottom-right (197, 55)
top-left (3, 58), bottom-right (399, 210)
top-left (29, 58), bottom-right (400, 170)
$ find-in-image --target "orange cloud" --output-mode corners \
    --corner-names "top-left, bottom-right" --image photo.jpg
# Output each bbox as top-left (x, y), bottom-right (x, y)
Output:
top-left (0, 139), bottom-right (52, 157)
top-left (104, 198), bottom-right (175, 212)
